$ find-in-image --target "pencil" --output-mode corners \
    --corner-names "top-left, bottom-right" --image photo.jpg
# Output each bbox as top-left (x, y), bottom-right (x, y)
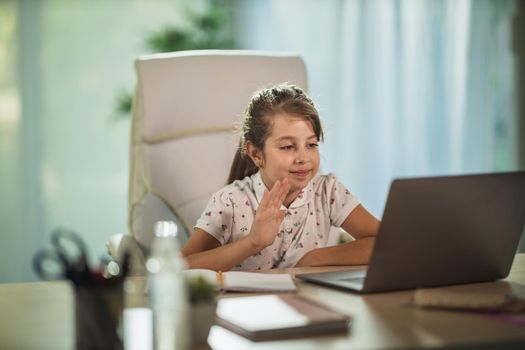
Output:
top-left (217, 270), bottom-right (224, 290)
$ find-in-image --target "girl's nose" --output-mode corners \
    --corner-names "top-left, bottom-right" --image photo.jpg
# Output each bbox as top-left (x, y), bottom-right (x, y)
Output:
top-left (294, 148), bottom-right (308, 164)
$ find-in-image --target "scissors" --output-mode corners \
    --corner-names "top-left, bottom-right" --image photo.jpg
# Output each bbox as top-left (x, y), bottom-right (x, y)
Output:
top-left (33, 227), bottom-right (91, 285)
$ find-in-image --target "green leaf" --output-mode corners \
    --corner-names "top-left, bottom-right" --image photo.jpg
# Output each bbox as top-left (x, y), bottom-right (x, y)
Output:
top-left (114, 89), bottom-right (133, 118)
top-left (187, 276), bottom-right (217, 304)
top-left (113, 0), bottom-right (235, 118)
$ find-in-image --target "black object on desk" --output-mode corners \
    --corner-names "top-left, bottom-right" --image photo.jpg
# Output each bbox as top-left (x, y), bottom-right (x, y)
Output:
top-left (75, 284), bottom-right (123, 350)
top-left (32, 226), bottom-right (91, 285)
top-left (32, 227), bottom-right (128, 350)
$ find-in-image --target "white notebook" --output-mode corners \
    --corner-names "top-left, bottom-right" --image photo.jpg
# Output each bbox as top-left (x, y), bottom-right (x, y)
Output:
top-left (216, 294), bottom-right (350, 341)
top-left (184, 269), bottom-right (297, 292)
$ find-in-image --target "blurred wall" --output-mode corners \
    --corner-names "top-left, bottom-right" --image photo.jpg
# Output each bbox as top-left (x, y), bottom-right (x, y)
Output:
top-left (517, 1), bottom-right (525, 170)
top-left (515, 1), bottom-right (525, 252)
top-left (0, 0), bottom-right (189, 282)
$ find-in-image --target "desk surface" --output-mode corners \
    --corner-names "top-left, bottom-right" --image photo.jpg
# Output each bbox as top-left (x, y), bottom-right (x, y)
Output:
top-left (1, 255), bottom-right (524, 349)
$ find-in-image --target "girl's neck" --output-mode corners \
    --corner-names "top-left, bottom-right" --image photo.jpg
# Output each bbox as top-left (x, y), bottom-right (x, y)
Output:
top-left (283, 190), bottom-right (301, 208)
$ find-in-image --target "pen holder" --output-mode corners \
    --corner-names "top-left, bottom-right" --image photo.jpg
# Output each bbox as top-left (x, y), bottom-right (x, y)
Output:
top-left (191, 301), bottom-right (217, 344)
top-left (75, 284), bottom-right (123, 350)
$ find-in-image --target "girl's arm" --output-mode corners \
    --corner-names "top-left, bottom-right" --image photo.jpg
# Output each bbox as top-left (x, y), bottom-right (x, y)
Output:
top-left (294, 204), bottom-right (380, 267)
top-left (181, 179), bottom-right (291, 271)
top-left (339, 204), bottom-right (380, 240)
top-left (181, 228), bottom-right (260, 271)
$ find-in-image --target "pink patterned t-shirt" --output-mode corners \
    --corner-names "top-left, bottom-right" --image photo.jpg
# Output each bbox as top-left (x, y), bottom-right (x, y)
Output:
top-left (194, 171), bottom-right (360, 270)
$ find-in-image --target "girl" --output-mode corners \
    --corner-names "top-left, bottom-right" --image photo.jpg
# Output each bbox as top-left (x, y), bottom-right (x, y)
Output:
top-left (182, 84), bottom-right (380, 271)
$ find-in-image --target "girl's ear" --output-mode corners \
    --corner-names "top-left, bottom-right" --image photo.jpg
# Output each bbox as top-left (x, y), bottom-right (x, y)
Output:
top-left (246, 141), bottom-right (264, 168)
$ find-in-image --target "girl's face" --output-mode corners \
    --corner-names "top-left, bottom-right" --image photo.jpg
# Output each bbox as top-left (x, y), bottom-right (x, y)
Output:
top-left (250, 113), bottom-right (320, 205)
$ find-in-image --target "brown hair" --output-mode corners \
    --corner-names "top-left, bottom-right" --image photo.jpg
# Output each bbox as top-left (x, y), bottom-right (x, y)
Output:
top-left (227, 83), bottom-right (324, 184)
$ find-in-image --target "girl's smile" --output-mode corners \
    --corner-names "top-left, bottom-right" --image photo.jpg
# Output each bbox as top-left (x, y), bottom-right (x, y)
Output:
top-left (289, 170), bottom-right (313, 178)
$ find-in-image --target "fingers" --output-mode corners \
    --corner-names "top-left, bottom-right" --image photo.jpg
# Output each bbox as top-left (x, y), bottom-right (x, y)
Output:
top-left (271, 179), bottom-right (289, 208)
top-left (276, 209), bottom-right (286, 222)
top-left (268, 180), bottom-right (281, 208)
top-left (269, 178), bottom-right (291, 209)
top-left (259, 185), bottom-right (279, 211)
top-left (278, 178), bottom-right (290, 204)
top-left (259, 189), bottom-right (270, 209)
top-left (260, 178), bottom-right (291, 210)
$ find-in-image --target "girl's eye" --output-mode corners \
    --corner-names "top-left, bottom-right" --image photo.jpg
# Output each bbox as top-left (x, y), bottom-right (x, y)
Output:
top-left (280, 145), bottom-right (294, 150)
top-left (308, 143), bottom-right (319, 148)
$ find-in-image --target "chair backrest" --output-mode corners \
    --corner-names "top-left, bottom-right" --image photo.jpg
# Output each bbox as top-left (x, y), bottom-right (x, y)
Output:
top-left (129, 50), bottom-right (307, 250)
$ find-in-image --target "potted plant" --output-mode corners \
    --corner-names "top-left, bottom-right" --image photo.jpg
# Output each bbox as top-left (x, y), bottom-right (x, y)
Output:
top-left (187, 275), bottom-right (218, 344)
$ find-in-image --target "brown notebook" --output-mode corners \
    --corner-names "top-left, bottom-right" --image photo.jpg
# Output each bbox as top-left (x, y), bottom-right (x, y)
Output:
top-left (414, 281), bottom-right (525, 312)
top-left (216, 294), bottom-right (351, 341)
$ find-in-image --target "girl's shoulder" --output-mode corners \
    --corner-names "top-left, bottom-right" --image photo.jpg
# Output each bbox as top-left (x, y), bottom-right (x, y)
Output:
top-left (210, 175), bottom-right (256, 204)
top-left (310, 173), bottom-right (353, 199)
top-left (311, 172), bottom-right (342, 190)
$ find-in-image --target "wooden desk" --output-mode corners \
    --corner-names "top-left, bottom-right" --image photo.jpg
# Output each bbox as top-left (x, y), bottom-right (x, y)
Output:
top-left (1, 255), bottom-right (524, 349)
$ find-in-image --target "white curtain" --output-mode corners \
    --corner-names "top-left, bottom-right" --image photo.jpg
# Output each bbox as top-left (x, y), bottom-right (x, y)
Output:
top-left (235, 0), bottom-right (517, 216)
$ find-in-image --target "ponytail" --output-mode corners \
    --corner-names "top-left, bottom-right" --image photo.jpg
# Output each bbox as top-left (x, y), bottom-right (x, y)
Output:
top-left (227, 142), bottom-right (259, 184)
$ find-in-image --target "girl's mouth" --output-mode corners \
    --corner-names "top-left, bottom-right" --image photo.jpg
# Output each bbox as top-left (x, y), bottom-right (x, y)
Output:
top-left (290, 170), bottom-right (311, 178)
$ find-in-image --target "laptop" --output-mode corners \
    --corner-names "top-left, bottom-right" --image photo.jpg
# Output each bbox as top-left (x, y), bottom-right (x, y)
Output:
top-left (296, 171), bottom-right (525, 293)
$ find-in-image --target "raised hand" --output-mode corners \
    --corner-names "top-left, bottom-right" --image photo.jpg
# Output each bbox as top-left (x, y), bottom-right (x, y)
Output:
top-left (248, 178), bottom-right (291, 251)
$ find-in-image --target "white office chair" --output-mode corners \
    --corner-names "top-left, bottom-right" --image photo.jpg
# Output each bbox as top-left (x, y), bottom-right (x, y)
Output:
top-left (109, 50), bottom-right (308, 270)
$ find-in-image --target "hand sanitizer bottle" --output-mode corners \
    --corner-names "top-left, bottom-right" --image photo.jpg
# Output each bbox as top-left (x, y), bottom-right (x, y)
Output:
top-left (147, 221), bottom-right (189, 350)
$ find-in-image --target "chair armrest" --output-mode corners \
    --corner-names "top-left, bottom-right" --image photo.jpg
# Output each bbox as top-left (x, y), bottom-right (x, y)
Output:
top-left (107, 233), bottom-right (147, 276)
